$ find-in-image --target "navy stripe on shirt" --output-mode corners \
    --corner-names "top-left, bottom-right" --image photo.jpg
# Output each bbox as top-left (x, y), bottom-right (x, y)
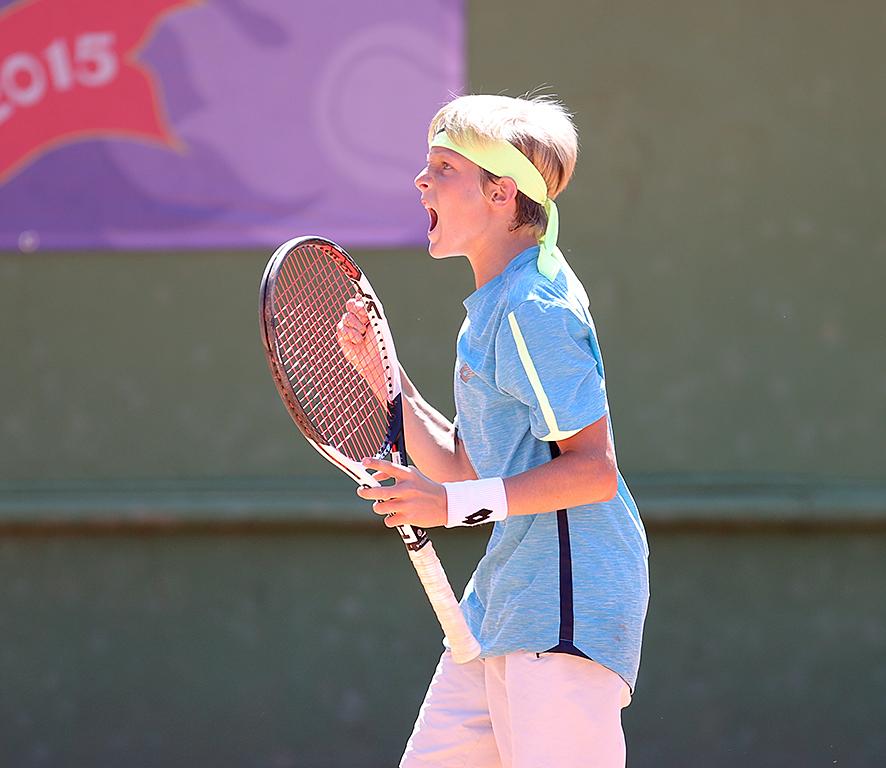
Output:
top-left (545, 441), bottom-right (590, 659)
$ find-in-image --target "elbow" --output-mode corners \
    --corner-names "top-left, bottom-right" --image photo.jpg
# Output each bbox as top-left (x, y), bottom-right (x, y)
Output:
top-left (598, 465), bottom-right (619, 503)
top-left (574, 456), bottom-right (618, 504)
top-left (591, 448), bottom-right (619, 502)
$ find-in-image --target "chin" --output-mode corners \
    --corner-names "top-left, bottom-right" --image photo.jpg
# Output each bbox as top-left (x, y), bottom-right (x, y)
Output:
top-left (426, 236), bottom-right (464, 261)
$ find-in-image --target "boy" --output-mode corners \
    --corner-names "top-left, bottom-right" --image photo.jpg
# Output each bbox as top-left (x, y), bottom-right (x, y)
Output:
top-left (339, 94), bottom-right (649, 768)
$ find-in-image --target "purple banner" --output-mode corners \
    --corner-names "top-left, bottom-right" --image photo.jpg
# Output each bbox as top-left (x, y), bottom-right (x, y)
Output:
top-left (0, 0), bottom-right (464, 251)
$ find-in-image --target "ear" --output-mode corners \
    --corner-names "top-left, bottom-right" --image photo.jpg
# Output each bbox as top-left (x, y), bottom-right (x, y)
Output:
top-left (487, 176), bottom-right (520, 209)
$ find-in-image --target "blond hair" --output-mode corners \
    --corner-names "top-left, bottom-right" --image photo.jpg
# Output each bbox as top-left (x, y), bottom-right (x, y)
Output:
top-left (428, 94), bottom-right (578, 236)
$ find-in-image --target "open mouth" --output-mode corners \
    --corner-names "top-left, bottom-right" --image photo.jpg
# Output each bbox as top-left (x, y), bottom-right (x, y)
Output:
top-left (427, 207), bottom-right (439, 233)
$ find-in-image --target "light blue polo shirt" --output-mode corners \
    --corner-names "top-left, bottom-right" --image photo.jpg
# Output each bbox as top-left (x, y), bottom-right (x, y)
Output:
top-left (454, 247), bottom-right (649, 689)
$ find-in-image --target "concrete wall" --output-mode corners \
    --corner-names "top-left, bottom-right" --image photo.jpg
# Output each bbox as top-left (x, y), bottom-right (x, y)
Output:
top-left (2, 523), bottom-right (884, 767)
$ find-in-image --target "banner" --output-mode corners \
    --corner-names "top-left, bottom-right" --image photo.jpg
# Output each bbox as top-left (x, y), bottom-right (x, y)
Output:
top-left (0, 0), bottom-right (464, 250)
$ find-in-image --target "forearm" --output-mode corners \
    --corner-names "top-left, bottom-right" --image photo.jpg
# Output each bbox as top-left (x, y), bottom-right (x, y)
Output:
top-left (399, 367), bottom-right (476, 483)
top-left (503, 437), bottom-right (617, 516)
top-left (360, 414), bottom-right (618, 531)
top-left (446, 414), bottom-right (618, 525)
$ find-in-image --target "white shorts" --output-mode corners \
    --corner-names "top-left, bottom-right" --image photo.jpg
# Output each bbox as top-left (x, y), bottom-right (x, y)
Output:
top-left (400, 649), bottom-right (632, 768)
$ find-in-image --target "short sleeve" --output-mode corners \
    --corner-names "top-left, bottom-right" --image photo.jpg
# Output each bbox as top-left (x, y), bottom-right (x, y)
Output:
top-left (495, 300), bottom-right (607, 441)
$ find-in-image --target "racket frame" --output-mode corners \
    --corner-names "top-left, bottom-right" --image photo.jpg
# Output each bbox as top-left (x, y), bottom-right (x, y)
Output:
top-left (260, 236), bottom-right (429, 553)
top-left (260, 237), bottom-right (483, 662)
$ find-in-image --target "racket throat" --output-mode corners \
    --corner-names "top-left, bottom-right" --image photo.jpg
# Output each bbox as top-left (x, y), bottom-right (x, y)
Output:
top-left (385, 393), bottom-right (405, 457)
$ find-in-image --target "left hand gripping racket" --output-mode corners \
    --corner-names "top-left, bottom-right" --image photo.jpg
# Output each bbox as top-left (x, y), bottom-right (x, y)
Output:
top-left (260, 236), bottom-right (481, 664)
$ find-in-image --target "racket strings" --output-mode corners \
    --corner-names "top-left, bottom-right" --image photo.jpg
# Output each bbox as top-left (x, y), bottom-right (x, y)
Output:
top-left (273, 244), bottom-right (395, 461)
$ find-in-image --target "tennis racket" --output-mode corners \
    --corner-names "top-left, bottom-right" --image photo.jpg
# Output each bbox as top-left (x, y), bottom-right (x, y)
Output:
top-left (260, 235), bottom-right (481, 664)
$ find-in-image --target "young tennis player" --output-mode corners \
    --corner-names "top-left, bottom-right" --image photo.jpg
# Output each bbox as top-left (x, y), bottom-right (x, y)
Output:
top-left (341, 93), bottom-right (649, 768)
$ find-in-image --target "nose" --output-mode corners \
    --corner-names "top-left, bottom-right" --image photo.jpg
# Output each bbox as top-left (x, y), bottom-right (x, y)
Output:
top-left (414, 167), bottom-right (430, 189)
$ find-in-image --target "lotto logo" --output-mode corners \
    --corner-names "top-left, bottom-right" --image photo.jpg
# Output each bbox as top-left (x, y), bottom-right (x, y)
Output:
top-left (462, 509), bottom-right (493, 526)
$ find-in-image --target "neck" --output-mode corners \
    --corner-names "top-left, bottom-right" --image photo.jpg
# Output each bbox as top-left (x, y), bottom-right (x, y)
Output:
top-left (468, 231), bottom-right (539, 289)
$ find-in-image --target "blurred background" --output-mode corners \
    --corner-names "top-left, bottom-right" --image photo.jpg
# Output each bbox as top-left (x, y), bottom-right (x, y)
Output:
top-left (1, 0), bottom-right (885, 766)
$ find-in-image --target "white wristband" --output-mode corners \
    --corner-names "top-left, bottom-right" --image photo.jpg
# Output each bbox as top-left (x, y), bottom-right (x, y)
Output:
top-left (443, 478), bottom-right (508, 528)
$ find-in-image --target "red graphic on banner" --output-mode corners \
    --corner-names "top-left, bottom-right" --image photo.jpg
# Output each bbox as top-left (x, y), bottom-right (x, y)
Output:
top-left (0, 0), bottom-right (197, 184)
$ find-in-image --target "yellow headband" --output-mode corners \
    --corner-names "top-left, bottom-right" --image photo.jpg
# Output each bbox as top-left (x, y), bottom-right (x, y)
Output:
top-left (429, 130), bottom-right (562, 280)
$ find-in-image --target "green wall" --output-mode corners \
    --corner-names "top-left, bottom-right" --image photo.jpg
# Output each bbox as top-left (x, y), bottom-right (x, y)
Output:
top-left (1, 0), bottom-right (885, 765)
top-left (0, 249), bottom-right (475, 482)
top-left (468, 0), bottom-right (886, 480)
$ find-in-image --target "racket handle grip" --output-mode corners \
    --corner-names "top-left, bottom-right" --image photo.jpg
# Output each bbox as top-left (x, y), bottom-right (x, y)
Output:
top-left (407, 541), bottom-right (482, 664)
